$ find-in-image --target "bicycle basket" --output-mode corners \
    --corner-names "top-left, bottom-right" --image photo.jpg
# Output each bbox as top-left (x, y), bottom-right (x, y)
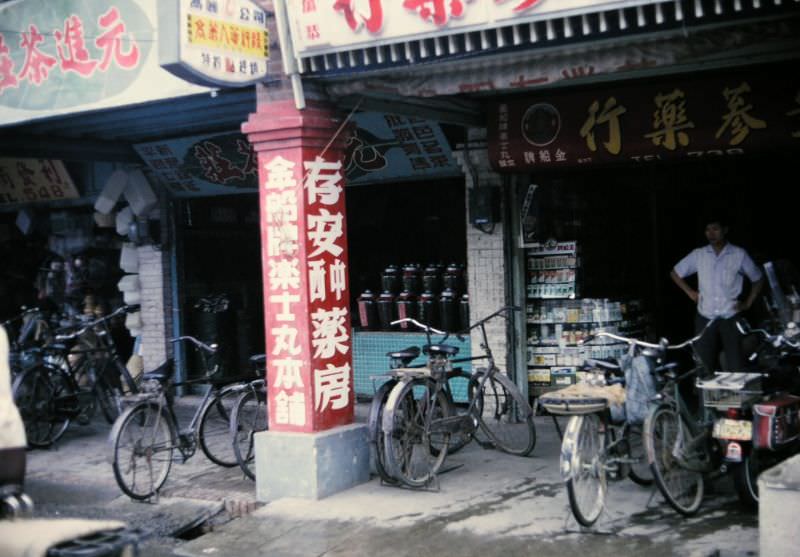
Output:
top-left (540, 383), bottom-right (618, 415)
top-left (696, 372), bottom-right (763, 410)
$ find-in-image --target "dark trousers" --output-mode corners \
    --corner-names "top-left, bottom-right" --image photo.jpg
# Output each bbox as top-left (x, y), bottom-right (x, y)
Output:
top-left (694, 313), bottom-right (746, 373)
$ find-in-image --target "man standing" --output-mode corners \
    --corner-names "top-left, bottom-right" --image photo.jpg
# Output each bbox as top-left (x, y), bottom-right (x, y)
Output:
top-left (671, 218), bottom-right (764, 373)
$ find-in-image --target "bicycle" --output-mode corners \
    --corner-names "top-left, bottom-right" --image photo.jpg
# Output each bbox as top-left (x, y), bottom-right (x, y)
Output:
top-left (542, 349), bottom-right (658, 526)
top-left (229, 354), bottom-right (268, 481)
top-left (12, 305), bottom-right (140, 447)
top-left (603, 328), bottom-right (713, 517)
top-left (109, 336), bottom-right (258, 500)
top-left (367, 345), bottom-right (472, 485)
top-left (2, 306), bottom-right (55, 378)
top-left (381, 306), bottom-right (536, 488)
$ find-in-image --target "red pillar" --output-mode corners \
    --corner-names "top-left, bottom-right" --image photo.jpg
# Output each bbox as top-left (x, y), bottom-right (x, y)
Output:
top-left (243, 99), bottom-right (354, 433)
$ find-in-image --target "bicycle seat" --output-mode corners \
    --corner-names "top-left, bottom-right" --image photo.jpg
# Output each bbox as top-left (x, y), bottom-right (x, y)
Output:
top-left (142, 360), bottom-right (174, 384)
top-left (423, 344), bottom-right (459, 357)
top-left (249, 354), bottom-right (266, 375)
top-left (249, 354), bottom-right (266, 367)
top-left (387, 346), bottom-right (421, 365)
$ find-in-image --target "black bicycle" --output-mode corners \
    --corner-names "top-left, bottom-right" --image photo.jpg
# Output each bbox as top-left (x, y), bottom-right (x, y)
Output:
top-left (12, 305), bottom-right (139, 447)
top-left (109, 336), bottom-right (259, 500)
top-left (381, 307), bottom-right (536, 488)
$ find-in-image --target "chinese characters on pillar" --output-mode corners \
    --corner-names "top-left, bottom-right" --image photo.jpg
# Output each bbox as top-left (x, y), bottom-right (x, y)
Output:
top-left (304, 157), bottom-right (353, 418)
top-left (261, 152), bottom-right (353, 432)
top-left (264, 156), bottom-right (307, 428)
top-left (0, 7), bottom-right (141, 95)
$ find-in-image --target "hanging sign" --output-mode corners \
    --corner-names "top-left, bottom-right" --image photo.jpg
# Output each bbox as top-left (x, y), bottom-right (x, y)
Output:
top-left (287, 0), bottom-right (665, 57)
top-left (134, 132), bottom-right (258, 196)
top-left (158, 0), bottom-right (271, 86)
top-left (0, 0), bottom-right (213, 127)
top-left (344, 112), bottom-right (460, 186)
top-left (488, 65), bottom-right (800, 170)
top-left (0, 159), bottom-right (79, 205)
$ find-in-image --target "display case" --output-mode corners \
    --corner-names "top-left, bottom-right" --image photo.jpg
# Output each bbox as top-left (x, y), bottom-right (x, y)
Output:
top-left (524, 241), bottom-right (646, 398)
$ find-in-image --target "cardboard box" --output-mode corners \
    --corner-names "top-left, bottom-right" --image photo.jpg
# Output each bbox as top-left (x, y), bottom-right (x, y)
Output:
top-left (528, 369), bottom-right (551, 385)
top-left (531, 354), bottom-right (557, 367)
top-left (95, 169), bottom-right (128, 215)
top-left (551, 367), bottom-right (576, 387)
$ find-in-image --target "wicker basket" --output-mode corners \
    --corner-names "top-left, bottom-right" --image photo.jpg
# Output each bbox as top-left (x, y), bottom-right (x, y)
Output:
top-left (540, 383), bottom-right (623, 415)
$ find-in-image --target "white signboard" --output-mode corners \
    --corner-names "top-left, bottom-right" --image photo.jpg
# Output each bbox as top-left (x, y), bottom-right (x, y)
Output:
top-left (159, 0), bottom-right (271, 87)
top-left (0, 0), bottom-right (214, 128)
top-left (288, 0), bottom-right (667, 56)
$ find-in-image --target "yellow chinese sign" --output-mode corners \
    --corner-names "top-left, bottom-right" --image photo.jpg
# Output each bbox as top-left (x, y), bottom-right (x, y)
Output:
top-left (490, 66), bottom-right (800, 169)
top-left (187, 15), bottom-right (268, 58)
top-left (645, 89), bottom-right (695, 151)
top-left (715, 82), bottom-right (766, 146)
top-left (579, 97), bottom-right (627, 155)
top-left (0, 158), bottom-right (79, 205)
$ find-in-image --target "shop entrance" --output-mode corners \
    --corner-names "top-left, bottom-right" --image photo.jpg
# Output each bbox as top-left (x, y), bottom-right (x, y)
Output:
top-left (517, 152), bottom-right (800, 399)
top-left (177, 195), bottom-right (264, 379)
top-left (345, 178), bottom-right (468, 397)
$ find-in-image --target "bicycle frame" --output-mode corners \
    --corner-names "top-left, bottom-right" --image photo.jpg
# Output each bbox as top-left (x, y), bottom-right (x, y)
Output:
top-left (655, 366), bottom-right (714, 474)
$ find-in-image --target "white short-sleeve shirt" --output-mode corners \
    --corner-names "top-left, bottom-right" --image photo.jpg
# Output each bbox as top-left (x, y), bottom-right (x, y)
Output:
top-left (673, 243), bottom-right (763, 319)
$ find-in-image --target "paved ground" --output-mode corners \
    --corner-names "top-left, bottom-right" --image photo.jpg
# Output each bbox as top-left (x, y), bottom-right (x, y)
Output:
top-left (17, 397), bottom-right (759, 557)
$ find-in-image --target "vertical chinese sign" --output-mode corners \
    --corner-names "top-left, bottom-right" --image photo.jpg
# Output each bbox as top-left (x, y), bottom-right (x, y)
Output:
top-left (262, 149), bottom-right (353, 433)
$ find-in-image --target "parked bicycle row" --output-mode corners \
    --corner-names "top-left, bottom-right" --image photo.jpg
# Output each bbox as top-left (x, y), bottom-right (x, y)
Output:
top-left (109, 335), bottom-right (268, 500)
top-left (3, 305), bottom-right (270, 500)
top-left (541, 315), bottom-right (800, 526)
top-left (368, 306), bottom-right (537, 488)
top-left (5, 298), bottom-right (798, 522)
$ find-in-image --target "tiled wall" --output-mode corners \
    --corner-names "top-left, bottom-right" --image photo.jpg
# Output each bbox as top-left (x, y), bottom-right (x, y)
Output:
top-left (137, 245), bottom-right (167, 372)
top-left (453, 129), bottom-right (510, 373)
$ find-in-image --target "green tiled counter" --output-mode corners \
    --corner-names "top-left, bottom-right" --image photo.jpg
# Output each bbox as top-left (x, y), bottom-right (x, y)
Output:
top-left (352, 330), bottom-right (472, 402)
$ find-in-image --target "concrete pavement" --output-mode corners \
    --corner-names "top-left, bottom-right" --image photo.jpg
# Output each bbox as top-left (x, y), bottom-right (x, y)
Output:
top-left (20, 398), bottom-right (759, 557)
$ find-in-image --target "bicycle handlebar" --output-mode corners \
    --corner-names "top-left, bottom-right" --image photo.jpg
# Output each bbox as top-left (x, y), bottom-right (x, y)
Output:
top-left (581, 328), bottom-right (703, 352)
top-left (170, 335), bottom-right (218, 354)
top-left (454, 306), bottom-right (521, 336)
top-left (737, 321), bottom-right (800, 351)
top-left (390, 318), bottom-right (446, 336)
top-left (54, 305), bottom-right (139, 341)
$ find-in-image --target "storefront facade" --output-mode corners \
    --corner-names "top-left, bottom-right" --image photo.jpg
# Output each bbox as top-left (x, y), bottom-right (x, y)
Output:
top-left (275, 0), bottom-right (800, 401)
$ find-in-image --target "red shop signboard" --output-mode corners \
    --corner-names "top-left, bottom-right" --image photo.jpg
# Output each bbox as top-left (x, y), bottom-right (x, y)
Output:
top-left (488, 65), bottom-right (800, 171)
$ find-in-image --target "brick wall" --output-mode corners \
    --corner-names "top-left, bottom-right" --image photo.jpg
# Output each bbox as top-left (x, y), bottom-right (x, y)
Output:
top-left (137, 245), bottom-right (167, 372)
top-left (453, 129), bottom-right (509, 371)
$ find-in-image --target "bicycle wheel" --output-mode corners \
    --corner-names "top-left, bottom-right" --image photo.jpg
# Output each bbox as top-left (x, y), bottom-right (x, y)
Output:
top-left (382, 378), bottom-right (451, 488)
top-left (645, 404), bottom-right (705, 515)
top-left (12, 365), bottom-right (72, 448)
top-left (198, 386), bottom-right (241, 467)
top-left (111, 402), bottom-right (175, 500)
top-left (230, 387), bottom-right (268, 481)
top-left (562, 413), bottom-right (607, 526)
top-left (624, 424), bottom-right (654, 486)
top-left (468, 370), bottom-right (536, 456)
top-left (367, 379), bottom-right (399, 484)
